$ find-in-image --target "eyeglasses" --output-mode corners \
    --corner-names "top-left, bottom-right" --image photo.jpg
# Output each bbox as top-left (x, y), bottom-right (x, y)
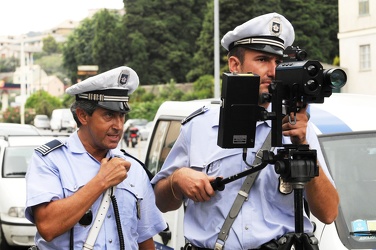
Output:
top-left (79, 209), bottom-right (93, 226)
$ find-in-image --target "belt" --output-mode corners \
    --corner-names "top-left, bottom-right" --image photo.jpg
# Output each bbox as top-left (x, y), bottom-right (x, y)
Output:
top-left (184, 239), bottom-right (279, 250)
top-left (183, 243), bottom-right (212, 250)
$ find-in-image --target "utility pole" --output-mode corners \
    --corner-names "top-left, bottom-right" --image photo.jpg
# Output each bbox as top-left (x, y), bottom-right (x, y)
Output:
top-left (214, 0), bottom-right (220, 99)
top-left (20, 36), bottom-right (26, 124)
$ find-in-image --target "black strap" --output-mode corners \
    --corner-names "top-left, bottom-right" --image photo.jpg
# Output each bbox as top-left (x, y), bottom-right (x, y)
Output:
top-left (120, 149), bottom-right (154, 181)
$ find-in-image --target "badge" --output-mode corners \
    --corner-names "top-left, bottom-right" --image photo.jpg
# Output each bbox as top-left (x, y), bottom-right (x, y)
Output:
top-left (269, 17), bottom-right (282, 37)
top-left (278, 176), bottom-right (293, 194)
top-left (118, 69), bottom-right (129, 85)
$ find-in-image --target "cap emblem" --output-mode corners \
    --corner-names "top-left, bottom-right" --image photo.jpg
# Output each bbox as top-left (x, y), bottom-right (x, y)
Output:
top-left (270, 17), bottom-right (282, 36)
top-left (118, 69), bottom-right (129, 86)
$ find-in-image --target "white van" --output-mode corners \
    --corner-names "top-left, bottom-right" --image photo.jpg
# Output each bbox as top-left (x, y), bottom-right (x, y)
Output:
top-left (50, 108), bottom-right (77, 132)
top-left (144, 93), bottom-right (376, 250)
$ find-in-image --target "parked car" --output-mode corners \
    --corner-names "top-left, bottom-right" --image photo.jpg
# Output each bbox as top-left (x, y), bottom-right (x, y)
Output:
top-left (0, 123), bottom-right (40, 136)
top-left (33, 115), bottom-right (50, 130)
top-left (144, 93), bottom-right (376, 250)
top-left (50, 108), bottom-right (77, 132)
top-left (139, 121), bottom-right (153, 141)
top-left (0, 134), bottom-right (68, 249)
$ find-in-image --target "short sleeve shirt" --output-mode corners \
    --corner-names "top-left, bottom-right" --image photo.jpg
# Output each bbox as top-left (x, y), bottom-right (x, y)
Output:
top-left (151, 104), bottom-right (334, 249)
top-left (26, 131), bottom-right (166, 249)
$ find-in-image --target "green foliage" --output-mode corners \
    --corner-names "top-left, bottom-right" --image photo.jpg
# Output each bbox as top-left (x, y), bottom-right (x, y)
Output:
top-left (62, 94), bottom-right (75, 108)
top-left (42, 35), bottom-right (60, 54)
top-left (0, 57), bottom-right (18, 73)
top-left (127, 100), bottom-right (164, 121)
top-left (24, 90), bottom-right (62, 117)
top-left (1, 107), bottom-right (34, 124)
top-left (34, 54), bottom-right (67, 78)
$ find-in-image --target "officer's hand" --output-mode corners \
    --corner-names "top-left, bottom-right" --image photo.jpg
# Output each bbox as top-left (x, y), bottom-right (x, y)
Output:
top-left (98, 157), bottom-right (131, 188)
top-left (172, 167), bottom-right (217, 202)
top-left (282, 105), bottom-right (309, 145)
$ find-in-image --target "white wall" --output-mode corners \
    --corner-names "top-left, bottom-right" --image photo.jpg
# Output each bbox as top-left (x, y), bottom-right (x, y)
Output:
top-left (338, 0), bottom-right (376, 94)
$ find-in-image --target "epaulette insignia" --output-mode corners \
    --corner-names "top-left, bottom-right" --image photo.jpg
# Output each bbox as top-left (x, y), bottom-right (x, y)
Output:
top-left (181, 106), bottom-right (209, 125)
top-left (35, 139), bottom-right (64, 156)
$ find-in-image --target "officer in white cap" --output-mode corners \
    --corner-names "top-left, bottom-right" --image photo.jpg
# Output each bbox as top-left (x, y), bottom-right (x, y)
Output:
top-left (26, 66), bottom-right (166, 250)
top-left (152, 13), bottom-right (339, 250)
top-left (66, 66), bottom-right (139, 113)
top-left (221, 12), bottom-right (294, 56)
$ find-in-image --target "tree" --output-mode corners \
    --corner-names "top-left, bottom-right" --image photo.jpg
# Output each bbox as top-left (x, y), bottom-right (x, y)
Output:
top-left (62, 9), bottom-right (124, 84)
top-left (25, 90), bottom-right (62, 117)
top-left (123, 0), bottom-right (208, 84)
top-left (92, 9), bottom-right (125, 72)
top-left (190, 0), bottom-right (281, 80)
top-left (42, 36), bottom-right (59, 54)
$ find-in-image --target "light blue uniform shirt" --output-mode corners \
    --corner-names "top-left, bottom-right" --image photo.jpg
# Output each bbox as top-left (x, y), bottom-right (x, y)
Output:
top-left (26, 131), bottom-right (166, 250)
top-left (151, 105), bottom-right (334, 249)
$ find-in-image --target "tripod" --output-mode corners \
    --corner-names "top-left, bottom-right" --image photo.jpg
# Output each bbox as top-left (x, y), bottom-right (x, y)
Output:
top-left (211, 144), bottom-right (320, 250)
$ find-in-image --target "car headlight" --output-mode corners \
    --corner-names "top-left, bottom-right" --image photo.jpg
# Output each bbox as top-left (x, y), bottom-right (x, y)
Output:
top-left (8, 207), bottom-right (26, 218)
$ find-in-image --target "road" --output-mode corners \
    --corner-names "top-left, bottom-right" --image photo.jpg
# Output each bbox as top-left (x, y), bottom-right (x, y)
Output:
top-left (118, 138), bottom-right (148, 161)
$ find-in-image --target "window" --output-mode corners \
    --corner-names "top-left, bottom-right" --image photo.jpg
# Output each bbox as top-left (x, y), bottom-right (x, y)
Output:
top-left (359, 0), bottom-right (369, 16)
top-left (145, 119), bottom-right (181, 175)
top-left (359, 45), bottom-right (371, 71)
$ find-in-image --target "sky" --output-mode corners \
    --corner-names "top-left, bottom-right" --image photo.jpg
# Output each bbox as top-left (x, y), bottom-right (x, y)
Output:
top-left (0, 0), bottom-right (124, 36)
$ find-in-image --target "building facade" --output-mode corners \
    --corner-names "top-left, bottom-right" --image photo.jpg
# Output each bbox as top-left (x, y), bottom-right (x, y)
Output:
top-left (338, 0), bottom-right (375, 94)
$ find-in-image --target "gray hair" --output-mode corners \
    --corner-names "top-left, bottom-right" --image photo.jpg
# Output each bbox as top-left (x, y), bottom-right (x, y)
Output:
top-left (70, 100), bottom-right (98, 127)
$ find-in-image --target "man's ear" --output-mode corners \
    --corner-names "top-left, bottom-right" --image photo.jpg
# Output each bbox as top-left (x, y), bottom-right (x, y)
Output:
top-left (228, 56), bottom-right (241, 73)
top-left (76, 108), bottom-right (88, 125)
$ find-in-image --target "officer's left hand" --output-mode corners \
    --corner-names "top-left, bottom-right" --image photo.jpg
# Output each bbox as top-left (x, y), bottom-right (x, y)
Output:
top-left (282, 105), bottom-right (309, 145)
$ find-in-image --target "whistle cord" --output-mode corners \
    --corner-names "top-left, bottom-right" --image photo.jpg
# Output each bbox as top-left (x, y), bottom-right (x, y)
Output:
top-left (111, 193), bottom-right (125, 250)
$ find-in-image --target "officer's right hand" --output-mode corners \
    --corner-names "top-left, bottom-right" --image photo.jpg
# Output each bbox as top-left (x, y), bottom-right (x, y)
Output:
top-left (98, 157), bottom-right (131, 188)
top-left (172, 167), bottom-right (217, 202)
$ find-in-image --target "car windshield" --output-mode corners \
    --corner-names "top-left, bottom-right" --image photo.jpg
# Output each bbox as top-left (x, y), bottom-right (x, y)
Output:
top-left (319, 131), bottom-right (376, 247)
top-left (2, 146), bottom-right (35, 177)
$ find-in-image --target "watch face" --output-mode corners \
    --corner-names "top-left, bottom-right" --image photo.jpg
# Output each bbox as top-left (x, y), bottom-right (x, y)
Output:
top-left (278, 176), bottom-right (293, 195)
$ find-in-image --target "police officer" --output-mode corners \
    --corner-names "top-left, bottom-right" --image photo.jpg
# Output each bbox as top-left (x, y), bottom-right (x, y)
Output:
top-left (25, 66), bottom-right (166, 249)
top-left (151, 13), bottom-right (339, 249)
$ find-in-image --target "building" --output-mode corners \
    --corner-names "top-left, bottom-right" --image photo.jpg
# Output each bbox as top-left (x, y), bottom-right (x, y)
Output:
top-left (338, 0), bottom-right (375, 94)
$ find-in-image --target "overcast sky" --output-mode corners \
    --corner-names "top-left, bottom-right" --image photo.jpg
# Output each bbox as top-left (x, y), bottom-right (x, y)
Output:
top-left (0, 0), bottom-right (124, 36)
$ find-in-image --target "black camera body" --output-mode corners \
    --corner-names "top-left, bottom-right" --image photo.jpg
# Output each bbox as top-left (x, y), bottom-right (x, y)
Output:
top-left (217, 46), bottom-right (347, 149)
top-left (274, 46), bottom-right (347, 107)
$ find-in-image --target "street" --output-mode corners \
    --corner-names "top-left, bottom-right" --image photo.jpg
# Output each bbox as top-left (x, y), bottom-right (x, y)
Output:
top-left (118, 138), bottom-right (148, 161)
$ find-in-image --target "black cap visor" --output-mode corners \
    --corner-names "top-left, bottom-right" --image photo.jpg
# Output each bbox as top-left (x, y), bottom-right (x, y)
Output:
top-left (97, 101), bottom-right (130, 113)
top-left (238, 44), bottom-right (284, 56)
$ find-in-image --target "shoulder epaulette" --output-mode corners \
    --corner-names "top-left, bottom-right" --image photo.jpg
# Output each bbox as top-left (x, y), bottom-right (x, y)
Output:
top-left (35, 139), bottom-right (64, 156)
top-left (181, 106), bottom-right (209, 125)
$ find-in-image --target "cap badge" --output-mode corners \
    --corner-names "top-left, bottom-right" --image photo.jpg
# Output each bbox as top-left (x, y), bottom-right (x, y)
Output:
top-left (118, 69), bottom-right (129, 86)
top-left (270, 17), bottom-right (282, 37)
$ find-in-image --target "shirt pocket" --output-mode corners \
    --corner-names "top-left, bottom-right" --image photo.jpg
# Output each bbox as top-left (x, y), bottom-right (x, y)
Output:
top-left (115, 186), bottom-right (144, 232)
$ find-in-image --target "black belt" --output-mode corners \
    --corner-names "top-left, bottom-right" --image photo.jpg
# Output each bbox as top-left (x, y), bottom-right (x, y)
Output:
top-left (184, 239), bottom-right (279, 250)
top-left (183, 243), bottom-right (212, 250)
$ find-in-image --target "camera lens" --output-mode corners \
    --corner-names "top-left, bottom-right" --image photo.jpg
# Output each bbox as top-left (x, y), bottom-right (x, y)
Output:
top-left (323, 68), bottom-right (347, 89)
top-left (306, 79), bottom-right (320, 92)
top-left (307, 64), bottom-right (319, 77)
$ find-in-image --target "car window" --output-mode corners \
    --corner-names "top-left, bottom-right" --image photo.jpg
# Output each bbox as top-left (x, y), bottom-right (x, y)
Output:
top-left (319, 131), bottom-right (376, 247)
top-left (145, 119), bottom-right (181, 176)
top-left (3, 146), bottom-right (35, 177)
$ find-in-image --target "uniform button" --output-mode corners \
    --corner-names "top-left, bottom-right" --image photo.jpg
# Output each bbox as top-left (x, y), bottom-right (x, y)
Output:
top-left (107, 214), bottom-right (111, 218)
top-left (109, 239), bottom-right (113, 243)
top-left (245, 226), bottom-right (249, 230)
